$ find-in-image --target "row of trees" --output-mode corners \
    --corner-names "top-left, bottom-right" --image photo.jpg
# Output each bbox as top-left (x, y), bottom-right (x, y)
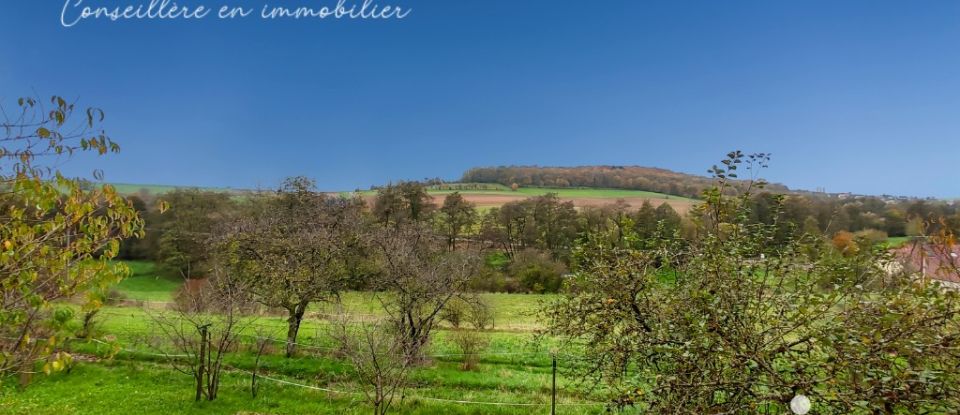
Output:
top-left (462, 165), bottom-right (960, 240)
top-left (126, 179), bottom-right (960, 299)
top-left (744, 192), bottom-right (960, 240)
top-left (124, 183), bottom-right (689, 294)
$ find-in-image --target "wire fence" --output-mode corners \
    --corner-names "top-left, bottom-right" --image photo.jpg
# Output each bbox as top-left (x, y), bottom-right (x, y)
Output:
top-left (65, 306), bottom-right (608, 412)
top-left (93, 310), bottom-right (579, 361)
top-left (81, 339), bottom-right (605, 410)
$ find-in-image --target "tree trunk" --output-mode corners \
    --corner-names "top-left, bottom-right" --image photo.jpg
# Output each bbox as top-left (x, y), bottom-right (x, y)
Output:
top-left (196, 325), bottom-right (208, 401)
top-left (285, 301), bottom-right (309, 358)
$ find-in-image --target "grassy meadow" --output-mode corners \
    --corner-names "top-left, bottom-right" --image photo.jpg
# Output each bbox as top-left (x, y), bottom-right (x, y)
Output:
top-left (109, 183), bottom-right (246, 195)
top-left (0, 262), bottom-right (601, 414)
top-left (347, 183), bottom-right (694, 201)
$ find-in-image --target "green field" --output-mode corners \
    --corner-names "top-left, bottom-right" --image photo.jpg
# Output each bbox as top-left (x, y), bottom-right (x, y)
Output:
top-left (113, 261), bottom-right (182, 302)
top-left (110, 180), bottom-right (695, 205)
top-left (108, 183), bottom-right (246, 195)
top-left (0, 262), bottom-right (597, 414)
top-left (884, 236), bottom-right (912, 248)
top-left (348, 183), bottom-right (696, 202)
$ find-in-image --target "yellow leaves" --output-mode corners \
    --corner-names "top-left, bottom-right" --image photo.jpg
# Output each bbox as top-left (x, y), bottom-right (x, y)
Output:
top-left (3, 240), bottom-right (12, 250)
top-left (41, 352), bottom-right (71, 375)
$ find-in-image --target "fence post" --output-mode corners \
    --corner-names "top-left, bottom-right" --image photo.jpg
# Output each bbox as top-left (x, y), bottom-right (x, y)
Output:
top-left (197, 324), bottom-right (208, 402)
top-left (551, 355), bottom-right (557, 415)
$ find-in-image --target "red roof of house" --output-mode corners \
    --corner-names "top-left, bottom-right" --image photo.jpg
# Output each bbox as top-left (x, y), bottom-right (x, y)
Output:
top-left (894, 243), bottom-right (960, 283)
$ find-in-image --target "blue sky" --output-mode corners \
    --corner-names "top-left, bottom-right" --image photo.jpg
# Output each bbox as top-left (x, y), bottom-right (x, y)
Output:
top-left (1, 1), bottom-right (958, 197)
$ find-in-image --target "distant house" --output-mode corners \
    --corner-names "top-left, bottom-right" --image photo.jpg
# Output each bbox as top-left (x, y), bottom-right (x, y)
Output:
top-left (892, 242), bottom-right (960, 289)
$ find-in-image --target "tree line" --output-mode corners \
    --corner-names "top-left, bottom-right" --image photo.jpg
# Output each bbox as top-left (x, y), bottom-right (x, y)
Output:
top-left (120, 182), bottom-right (692, 295)
top-left (121, 179), bottom-right (960, 296)
top-left (461, 164), bottom-right (791, 198)
top-left (460, 165), bottom-right (959, 240)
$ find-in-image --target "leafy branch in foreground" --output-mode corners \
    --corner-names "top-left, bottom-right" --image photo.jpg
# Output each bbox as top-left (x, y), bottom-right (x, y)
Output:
top-left (0, 96), bottom-right (143, 385)
top-left (544, 151), bottom-right (960, 414)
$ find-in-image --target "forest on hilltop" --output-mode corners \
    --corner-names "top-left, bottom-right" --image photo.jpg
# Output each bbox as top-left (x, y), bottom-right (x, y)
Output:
top-left (461, 165), bottom-right (791, 198)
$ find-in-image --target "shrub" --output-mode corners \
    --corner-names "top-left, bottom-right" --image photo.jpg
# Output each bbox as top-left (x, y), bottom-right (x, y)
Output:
top-left (508, 249), bottom-right (566, 293)
top-left (854, 228), bottom-right (888, 246)
top-left (450, 298), bottom-right (493, 370)
top-left (439, 298), bottom-right (467, 328)
top-left (449, 329), bottom-right (490, 371)
top-left (832, 230), bottom-right (858, 256)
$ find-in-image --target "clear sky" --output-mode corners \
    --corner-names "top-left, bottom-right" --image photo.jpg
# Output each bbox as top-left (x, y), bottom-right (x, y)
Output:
top-left (1, 1), bottom-right (958, 197)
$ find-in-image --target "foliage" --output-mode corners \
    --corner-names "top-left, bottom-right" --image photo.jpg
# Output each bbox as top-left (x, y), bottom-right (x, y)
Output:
top-left (218, 177), bottom-right (366, 357)
top-left (154, 189), bottom-right (235, 279)
top-left (461, 165), bottom-right (766, 199)
top-left (436, 192), bottom-right (477, 250)
top-left (480, 193), bottom-right (579, 260)
top-left (544, 151), bottom-right (960, 414)
top-left (372, 181), bottom-right (436, 226)
top-left (507, 249), bottom-right (566, 294)
top-left (0, 96), bottom-right (143, 384)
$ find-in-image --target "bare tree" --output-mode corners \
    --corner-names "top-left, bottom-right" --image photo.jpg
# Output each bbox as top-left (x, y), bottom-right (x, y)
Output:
top-left (370, 224), bottom-right (479, 360)
top-left (151, 267), bottom-right (252, 401)
top-left (333, 315), bottom-right (412, 415)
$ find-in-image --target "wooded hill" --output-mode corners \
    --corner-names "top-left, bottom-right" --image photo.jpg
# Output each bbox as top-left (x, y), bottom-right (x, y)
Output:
top-left (461, 165), bottom-right (791, 199)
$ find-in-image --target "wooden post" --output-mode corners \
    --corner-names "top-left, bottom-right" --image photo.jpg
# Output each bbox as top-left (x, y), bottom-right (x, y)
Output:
top-left (551, 356), bottom-right (557, 415)
top-left (196, 325), bottom-right (208, 402)
top-left (252, 337), bottom-right (267, 398)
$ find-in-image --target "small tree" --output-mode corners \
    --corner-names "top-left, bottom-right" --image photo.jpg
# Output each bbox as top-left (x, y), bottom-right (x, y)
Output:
top-left (0, 96), bottom-right (143, 383)
top-left (334, 316), bottom-right (412, 415)
top-left (437, 192), bottom-right (477, 250)
top-left (222, 177), bottom-right (365, 357)
top-left (372, 182), bottom-right (436, 226)
top-left (155, 189), bottom-right (235, 279)
top-left (152, 267), bottom-right (251, 401)
top-left (371, 224), bottom-right (479, 360)
top-left (448, 298), bottom-right (493, 371)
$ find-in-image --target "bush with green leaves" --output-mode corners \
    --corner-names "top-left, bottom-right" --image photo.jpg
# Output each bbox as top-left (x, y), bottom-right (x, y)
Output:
top-left (0, 96), bottom-right (143, 385)
top-left (544, 152), bottom-right (960, 414)
top-left (509, 249), bottom-right (566, 294)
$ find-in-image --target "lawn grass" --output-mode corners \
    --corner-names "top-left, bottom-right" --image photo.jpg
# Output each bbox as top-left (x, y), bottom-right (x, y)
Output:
top-left (111, 181), bottom-right (692, 203)
top-left (884, 236), bottom-right (912, 248)
top-left (1, 294), bottom-right (598, 414)
top-left (109, 183), bottom-right (245, 195)
top-left (109, 261), bottom-right (556, 330)
top-left (113, 261), bottom-right (181, 302)
top-left (0, 358), bottom-right (601, 415)
top-left (0, 261), bottom-right (601, 414)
